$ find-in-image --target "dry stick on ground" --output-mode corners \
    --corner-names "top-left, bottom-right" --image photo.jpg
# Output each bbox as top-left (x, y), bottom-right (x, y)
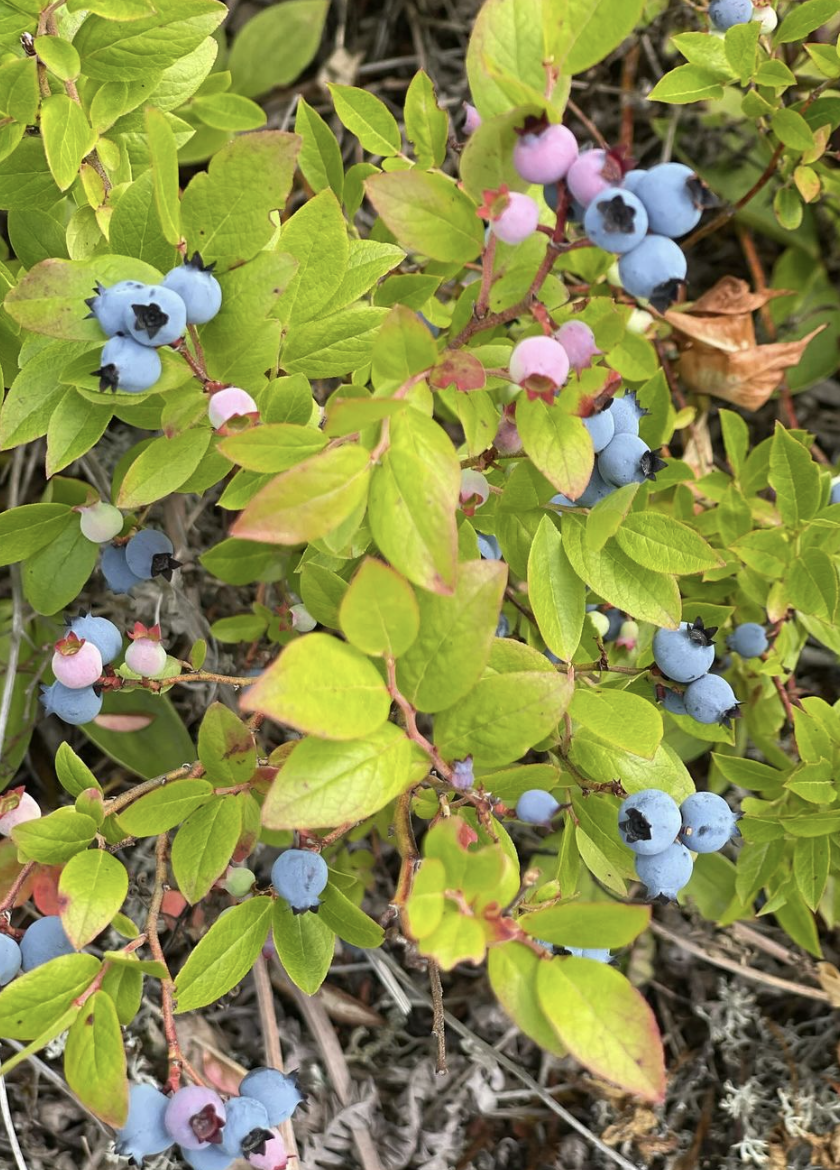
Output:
top-left (252, 954), bottom-right (301, 1166)
top-left (284, 976), bottom-right (386, 1170)
top-left (0, 449), bottom-right (25, 771)
top-left (0, 1074), bottom-right (27, 1170)
top-left (649, 921), bottom-right (830, 1004)
top-left (370, 950), bottom-right (643, 1170)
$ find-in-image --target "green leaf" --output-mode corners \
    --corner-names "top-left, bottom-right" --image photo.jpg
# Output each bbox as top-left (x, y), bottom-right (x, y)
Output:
top-left (788, 549), bottom-right (838, 620)
top-left (585, 482), bottom-right (638, 552)
top-left (318, 882), bottom-right (384, 949)
top-left (180, 130), bottom-right (300, 268)
top-left (368, 410), bottom-right (461, 594)
top-left (192, 93), bottom-right (266, 132)
top-left (671, 31), bottom-right (734, 78)
top-left (218, 424), bottom-right (328, 473)
top-left (647, 64), bottom-right (724, 104)
top-left (232, 444), bottom-right (371, 546)
top-left (322, 240), bottom-right (406, 317)
top-left (197, 702), bottom-right (256, 784)
top-left (275, 189), bottom-right (349, 326)
top-left (521, 902), bottom-right (651, 948)
top-left (0, 1007), bottom-right (80, 1080)
top-left (0, 953), bottom-right (101, 1040)
top-left (174, 895), bottom-right (272, 1012)
top-left (0, 504), bottom-right (71, 567)
top-left (33, 36), bottom-right (81, 82)
top-left (294, 95), bottom-right (344, 199)
top-left (81, 690), bottom-right (196, 781)
top-left (339, 558), bottom-right (420, 658)
top-left (172, 797), bottom-right (242, 904)
top-left (561, 514), bottom-right (681, 628)
top-left (228, 0), bottom-right (328, 98)
top-left (434, 669), bottom-right (573, 766)
top-left (12, 808), bottom-right (97, 864)
top-left (58, 850), bottom-right (128, 949)
top-left (536, 958), bottom-right (665, 1102)
top-left (768, 422), bottom-right (821, 527)
top-left (242, 632), bottom-right (391, 741)
top-left (488, 943), bottom-right (566, 1056)
top-left (300, 563), bottom-right (349, 628)
top-left (74, 1), bottom-right (226, 81)
top-left (396, 560), bottom-right (507, 714)
top-left (404, 70), bottom-right (448, 167)
top-left (0, 58), bottom-right (39, 125)
top-left (261, 723), bottom-right (423, 829)
top-left (40, 95), bottom-right (97, 192)
top-left (365, 171), bottom-right (484, 264)
top-left (145, 106), bottom-right (181, 246)
top-left (614, 512), bottom-right (724, 575)
top-left (0, 138), bottom-right (58, 211)
top-left (569, 688), bottom-right (663, 759)
top-left (20, 507), bottom-right (96, 616)
top-left (55, 743), bottom-right (103, 798)
top-left (329, 84), bottom-right (402, 156)
top-left (793, 835), bottom-right (829, 911)
top-left (46, 392), bottom-right (112, 478)
top-left (200, 537), bottom-right (277, 586)
top-left (725, 20), bottom-right (761, 84)
top-left (116, 780), bottom-right (214, 836)
top-left (116, 428), bottom-right (212, 509)
top-left (101, 960), bottom-right (143, 1027)
top-left (527, 515), bottom-right (584, 660)
top-left (775, 0), bottom-right (840, 44)
top-left (517, 397), bottom-right (593, 501)
top-left (771, 108), bottom-right (816, 152)
top-left (272, 899), bottom-right (334, 994)
top-left (281, 307), bottom-right (388, 378)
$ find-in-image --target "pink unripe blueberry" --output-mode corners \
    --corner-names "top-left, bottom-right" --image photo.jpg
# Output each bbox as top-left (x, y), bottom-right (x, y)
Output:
top-left (78, 501), bottom-right (123, 543)
top-left (509, 336), bottom-right (570, 403)
top-left (208, 387), bottom-right (260, 431)
top-left (616, 620), bottom-right (639, 650)
top-left (493, 411), bottom-right (521, 454)
top-left (459, 469), bottom-right (490, 516)
top-left (462, 103), bottom-right (481, 135)
top-left (163, 1085), bottom-right (226, 1150)
top-left (566, 149), bottom-right (624, 208)
top-left (513, 121), bottom-right (579, 184)
top-left (0, 791), bottom-right (41, 836)
top-left (478, 185), bottom-right (539, 245)
top-left (125, 639), bottom-right (168, 678)
top-left (51, 633), bottom-right (103, 689)
top-left (248, 1130), bottom-right (288, 1170)
top-left (554, 321), bottom-right (601, 372)
top-left (289, 604), bottom-right (316, 633)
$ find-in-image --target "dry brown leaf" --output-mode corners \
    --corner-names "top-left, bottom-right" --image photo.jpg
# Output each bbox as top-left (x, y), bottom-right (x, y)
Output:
top-left (817, 960), bottom-right (840, 1008)
top-left (682, 275), bottom-right (791, 316)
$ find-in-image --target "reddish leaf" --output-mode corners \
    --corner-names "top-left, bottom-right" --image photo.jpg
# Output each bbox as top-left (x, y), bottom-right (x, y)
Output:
top-left (430, 350), bottom-right (486, 392)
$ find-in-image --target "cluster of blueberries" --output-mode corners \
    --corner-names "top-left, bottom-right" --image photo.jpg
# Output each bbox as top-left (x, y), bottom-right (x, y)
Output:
top-left (100, 526), bottom-right (180, 595)
top-left (618, 788), bottom-right (740, 901)
top-left (710, 0), bottom-right (777, 34)
top-left (654, 617), bottom-right (768, 727)
top-left (115, 1069), bottom-right (302, 1169)
top-left (88, 254), bottom-right (222, 394)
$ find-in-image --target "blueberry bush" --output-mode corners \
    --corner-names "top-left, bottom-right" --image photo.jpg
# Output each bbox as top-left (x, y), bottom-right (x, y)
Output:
top-left (0, 0), bottom-right (839, 1160)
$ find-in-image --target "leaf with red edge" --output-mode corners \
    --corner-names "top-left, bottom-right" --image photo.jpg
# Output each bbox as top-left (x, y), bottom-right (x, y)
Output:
top-left (536, 957), bottom-right (666, 1102)
top-left (32, 866), bottom-right (63, 916)
top-left (430, 350), bottom-right (486, 392)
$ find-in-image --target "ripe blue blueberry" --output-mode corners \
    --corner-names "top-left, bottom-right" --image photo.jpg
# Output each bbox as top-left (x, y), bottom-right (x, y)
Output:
top-left (20, 915), bottom-right (76, 971)
top-left (94, 333), bottom-right (162, 393)
top-left (726, 622), bottom-right (768, 658)
top-left (660, 688), bottom-right (687, 716)
top-left (162, 253), bottom-right (223, 325)
top-left (609, 391), bottom-right (647, 435)
top-left (563, 947), bottom-right (612, 963)
top-left (516, 789), bottom-right (561, 824)
top-left (114, 1083), bottom-right (175, 1164)
top-left (551, 491), bottom-right (577, 508)
top-left (164, 1084), bottom-right (226, 1150)
top-left (238, 1068), bottom-right (307, 1126)
top-left (495, 613), bottom-right (510, 638)
top-left (123, 284), bottom-right (187, 347)
top-left (452, 757), bottom-right (476, 790)
top-left (39, 681), bottom-right (103, 726)
top-left (621, 169), bottom-right (647, 194)
top-left (603, 608), bottom-right (624, 642)
top-left (678, 792), bottom-right (739, 853)
top-left (476, 533), bottom-right (502, 560)
top-left (709, 0), bottom-right (754, 30)
top-left (618, 234), bottom-right (688, 311)
top-left (683, 673), bottom-right (740, 727)
top-left (617, 789), bottom-right (682, 856)
top-left (66, 614), bottom-right (123, 665)
top-left (271, 850), bottom-right (328, 914)
top-left (0, 934), bottom-right (21, 985)
top-left (831, 481), bottom-right (840, 506)
top-left (652, 618), bottom-right (717, 683)
top-left (125, 529), bottom-right (179, 581)
top-left (635, 164), bottom-right (714, 239)
top-left (584, 188), bottom-right (649, 254)
top-left (101, 543), bottom-right (144, 594)
top-left (577, 467), bottom-right (615, 507)
top-left (634, 842), bottom-right (694, 901)
top-left (598, 433), bottom-right (667, 487)
top-left (583, 407), bottom-right (615, 453)
top-left (85, 280), bottom-right (148, 336)
top-left (220, 1095), bottom-right (272, 1159)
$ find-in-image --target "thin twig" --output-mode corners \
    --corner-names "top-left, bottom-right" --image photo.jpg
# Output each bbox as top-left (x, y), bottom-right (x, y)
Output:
top-left (252, 954), bottom-right (300, 1166)
top-left (0, 1074), bottom-right (27, 1170)
top-left (0, 451), bottom-right (25, 769)
top-left (427, 959), bottom-right (447, 1074)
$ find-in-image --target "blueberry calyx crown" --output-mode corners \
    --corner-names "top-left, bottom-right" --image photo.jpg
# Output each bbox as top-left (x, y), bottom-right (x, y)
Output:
top-left (686, 175), bottom-right (719, 211)
top-left (515, 111), bottom-right (551, 137)
top-left (618, 806), bottom-right (651, 843)
top-left (151, 552), bottom-right (181, 581)
top-left (639, 448), bottom-right (668, 481)
top-left (649, 278), bottom-right (685, 313)
top-left (242, 1127), bottom-right (274, 1157)
top-left (596, 194), bottom-right (637, 234)
top-left (84, 282), bottom-right (105, 316)
top-left (131, 302), bottom-right (169, 340)
top-left (686, 616), bottom-right (717, 647)
top-left (93, 362), bottom-right (120, 393)
top-left (719, 702), bottom-right (742, 730)
top-left (184, 250), bottom-right (216, 274)
top-left (190, 1102), bottom-right (224, 1145)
